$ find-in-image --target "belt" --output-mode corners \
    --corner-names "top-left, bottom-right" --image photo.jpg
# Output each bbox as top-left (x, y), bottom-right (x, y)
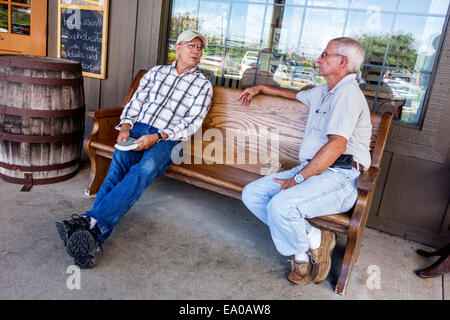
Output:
top-left (352, 161), bottom-right (363, 172)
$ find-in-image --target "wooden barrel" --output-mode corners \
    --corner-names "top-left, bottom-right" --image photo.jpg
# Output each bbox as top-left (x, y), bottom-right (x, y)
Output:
top-left (0, 55), bottom-right (85, 190)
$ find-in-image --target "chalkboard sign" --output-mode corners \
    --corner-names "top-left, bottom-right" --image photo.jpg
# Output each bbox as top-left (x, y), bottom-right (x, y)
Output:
top-left (57, 0), bottom-right (109, 79)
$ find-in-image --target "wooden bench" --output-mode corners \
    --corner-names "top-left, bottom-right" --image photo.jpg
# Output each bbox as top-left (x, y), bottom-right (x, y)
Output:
top-left (84, 69), bottom-right (393, 295)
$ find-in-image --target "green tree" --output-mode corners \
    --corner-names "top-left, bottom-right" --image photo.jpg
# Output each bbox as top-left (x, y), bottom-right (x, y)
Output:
top-left (170, 13), bottom-right (198, 40)
top-left (386, 34), bottom-right (418, 70)
top-left (358, 33), bottom-right (418, 70)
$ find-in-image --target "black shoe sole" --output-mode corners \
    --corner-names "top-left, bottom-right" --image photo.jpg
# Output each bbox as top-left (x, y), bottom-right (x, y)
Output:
top-left (55, 221), bottom-right (70, 247)
top-left (66, 230), bottom-right (97, 261)
top-left (74, 255), bottom-right (96, 269)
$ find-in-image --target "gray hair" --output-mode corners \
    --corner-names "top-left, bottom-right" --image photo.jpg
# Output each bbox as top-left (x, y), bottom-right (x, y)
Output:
top-left (330, 37), bottom-right (365, 73)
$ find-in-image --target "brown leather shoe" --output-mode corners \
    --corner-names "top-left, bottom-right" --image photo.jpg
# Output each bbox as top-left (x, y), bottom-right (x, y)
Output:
top-left (308, 230), bottom-right (336, 284)
top-left (415, 252), bottom-right (450, 278)
top-left (287, 259), bottom-right (313, 285)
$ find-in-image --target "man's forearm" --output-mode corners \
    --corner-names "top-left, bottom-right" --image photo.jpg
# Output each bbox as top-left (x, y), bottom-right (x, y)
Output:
top-left (298, 135), bottom-right (347, 180)
top-left (258, 85), bottom-right (298, 100)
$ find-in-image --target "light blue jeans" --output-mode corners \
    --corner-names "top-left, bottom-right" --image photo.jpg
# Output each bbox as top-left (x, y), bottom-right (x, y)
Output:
top-left (241, 162), bottom-right (360, 256)
top-left (84, 122), bottom-right (180, 245)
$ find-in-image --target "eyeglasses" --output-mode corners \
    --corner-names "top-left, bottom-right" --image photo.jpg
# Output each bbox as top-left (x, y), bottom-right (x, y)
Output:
top-left (182, 42), bottom-right (204, 51)
top-left (320, 51), bottom-right (344, 59)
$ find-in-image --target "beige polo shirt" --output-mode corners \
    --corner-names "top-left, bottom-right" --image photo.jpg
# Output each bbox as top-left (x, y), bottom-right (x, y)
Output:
top-left (296, 74), bottom-right (372, 170)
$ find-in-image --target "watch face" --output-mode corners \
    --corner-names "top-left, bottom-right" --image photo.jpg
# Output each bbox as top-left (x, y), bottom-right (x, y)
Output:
top-left (294, 174), bottom-right (304, 184)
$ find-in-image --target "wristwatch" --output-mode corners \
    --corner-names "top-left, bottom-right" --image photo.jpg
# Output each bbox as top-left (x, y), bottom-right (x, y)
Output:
top-left (294, 173), bottom-right (305, 184)
top-left (156, 132), bottom-right (164, 143)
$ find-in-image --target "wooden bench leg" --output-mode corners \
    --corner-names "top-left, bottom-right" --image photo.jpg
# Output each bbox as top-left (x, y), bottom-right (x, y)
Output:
top-left (85, 154), bottom-right (111, 196)
top-left (335, 232), bottom-right (362, 295)
top-left (335, 191), bottom-right (371, 295)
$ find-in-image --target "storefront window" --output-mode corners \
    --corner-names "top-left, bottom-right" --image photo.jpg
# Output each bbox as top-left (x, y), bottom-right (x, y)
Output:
top-left (168, 0), bottom-right (449, 126)
top-left (0, 4), bottom-right (8, 33)
top-left (12, 5), bottom-right (30, 35)
top-left (0, 1), bottom-right (33, 35)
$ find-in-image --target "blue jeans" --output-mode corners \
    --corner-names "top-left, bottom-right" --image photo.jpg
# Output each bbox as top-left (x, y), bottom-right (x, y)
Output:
top-left (84, 122), bottom-right (180, 244)
top-left (241, 162), bottom-right (360, 256)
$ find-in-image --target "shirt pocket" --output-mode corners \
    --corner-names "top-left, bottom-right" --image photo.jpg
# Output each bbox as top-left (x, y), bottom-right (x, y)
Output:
top-left (311, 112), bottom-right (330, 132)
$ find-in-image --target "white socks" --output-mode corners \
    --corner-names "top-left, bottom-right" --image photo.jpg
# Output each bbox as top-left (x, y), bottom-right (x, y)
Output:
top-left (89, 217), bottom-right (97, 230)
top-left (307, 226), bottom-right (322, 250)
top-left (294, 227), bottom-right (322, 263)
top-left (294, 252), bottom-right (310, 263)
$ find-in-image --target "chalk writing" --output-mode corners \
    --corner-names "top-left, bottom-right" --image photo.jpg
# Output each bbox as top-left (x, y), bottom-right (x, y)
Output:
top-left (60, 8), bottom-right (104, 75)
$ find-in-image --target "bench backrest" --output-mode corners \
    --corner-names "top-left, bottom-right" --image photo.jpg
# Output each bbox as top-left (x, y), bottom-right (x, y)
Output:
top-left (203, 86), bottom-right (308, 174)
top-left (125, 70), bottom-right (391, 175)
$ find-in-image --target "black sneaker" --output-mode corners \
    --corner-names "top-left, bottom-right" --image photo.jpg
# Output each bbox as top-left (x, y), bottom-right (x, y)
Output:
top-left (67, 230), bottom-right (98, 269)
top-left (56, 214), bottom-right (100, 269)
top-left (55, 214), bottom-right (92, 247)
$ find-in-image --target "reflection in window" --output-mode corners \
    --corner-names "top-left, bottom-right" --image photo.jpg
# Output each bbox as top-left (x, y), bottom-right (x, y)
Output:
top-left (168, 0), bottom-right (450, 126)
top-left (351, 0), bottom-right (397, 11)
top-left (398, 0), bottom-right (450, 14)
top-left (307, 0), bottom-right (349, 8)
top-left (345, 10), bottom-right (395, 64)
top-left (298, 8), bottom-right (347, 58)
top-left (12, 6), bottom-right (30, 35)
top-left (0, 4), bottom-right (8, 33)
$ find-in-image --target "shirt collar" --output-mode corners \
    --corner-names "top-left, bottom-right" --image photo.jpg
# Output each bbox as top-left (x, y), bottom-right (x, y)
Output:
top-left (328, 73), bottom-right (357, 94)
top-left (172, 61), bottom-right (200, 76)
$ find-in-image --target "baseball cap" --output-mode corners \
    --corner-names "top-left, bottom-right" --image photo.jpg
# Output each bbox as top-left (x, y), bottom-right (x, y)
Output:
top-left (175, 30), bottom-right (208, 49)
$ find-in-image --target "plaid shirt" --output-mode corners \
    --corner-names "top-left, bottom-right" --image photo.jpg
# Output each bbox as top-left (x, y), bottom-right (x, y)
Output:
top-left (116, 62), bottom-right (213, 141)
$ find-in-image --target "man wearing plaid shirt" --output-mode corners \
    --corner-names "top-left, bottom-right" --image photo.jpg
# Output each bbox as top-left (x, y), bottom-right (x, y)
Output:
top-left (56, 30), bottom-right (212, 268)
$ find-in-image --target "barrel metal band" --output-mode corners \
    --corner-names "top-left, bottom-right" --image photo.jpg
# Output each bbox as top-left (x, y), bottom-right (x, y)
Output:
top-left (0, 169), bottom-right (79, 191)
top-left (0, 105), bottom-right (85, 118)
top-left (0, 72), bottom-right (83, 86)
top-left (0, 159), bottom-right (79, 172)
top-left (0, 131), bottom-right (84, 143)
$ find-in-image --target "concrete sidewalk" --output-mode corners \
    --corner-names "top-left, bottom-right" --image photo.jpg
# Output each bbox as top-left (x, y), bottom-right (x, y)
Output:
top-left (0, 160), bottom-right (447, 300)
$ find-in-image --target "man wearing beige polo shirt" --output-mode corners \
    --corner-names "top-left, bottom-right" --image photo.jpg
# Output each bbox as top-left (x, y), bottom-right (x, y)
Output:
top-left (239, 37), bottom-right (372, 286)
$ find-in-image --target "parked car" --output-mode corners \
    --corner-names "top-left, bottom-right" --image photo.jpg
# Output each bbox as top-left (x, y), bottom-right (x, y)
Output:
top-left (383, 73), bottom-right (419, 99)
top-left (199, 54), bottom-right (241, 78)
top-left (273, 64), bottom-right (315, 89)
top-left (199, 55), bottom-right (225, 77)
top-left (12, 24), bottom-right (30, 35)
top-left (239, 51), bottom-right (259, 77)
top-left (241, 51), bottom-right (258, 68)
top-left (292, 68), bottom-right (315, 87)
top-left (273, 64), bottom-right (290, 83)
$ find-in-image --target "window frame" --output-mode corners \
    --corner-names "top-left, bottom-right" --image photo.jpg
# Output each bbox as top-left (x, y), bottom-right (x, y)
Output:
top-left (413, 8), bottom-right (450, 130)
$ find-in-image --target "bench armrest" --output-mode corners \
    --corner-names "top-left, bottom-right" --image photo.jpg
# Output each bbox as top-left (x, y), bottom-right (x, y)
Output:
top-left (86, 107), bottom-right (123, 119)
top-left (356, 166), bottom-right (379, 192)
top-left (84, 108), bottom-right (123, 153)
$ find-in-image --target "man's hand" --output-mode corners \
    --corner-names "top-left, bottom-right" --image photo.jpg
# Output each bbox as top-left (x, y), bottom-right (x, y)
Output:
top-left (238, 85), bottom-right (261, 105)
top-left (117, 124), bottom-right (131, 142)
top-left (238, 84), bottom-right (297, 105)
top-left (133, 134), bottom-right (159, 151)
top-left (273, 177), bottom-right (297, 190)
